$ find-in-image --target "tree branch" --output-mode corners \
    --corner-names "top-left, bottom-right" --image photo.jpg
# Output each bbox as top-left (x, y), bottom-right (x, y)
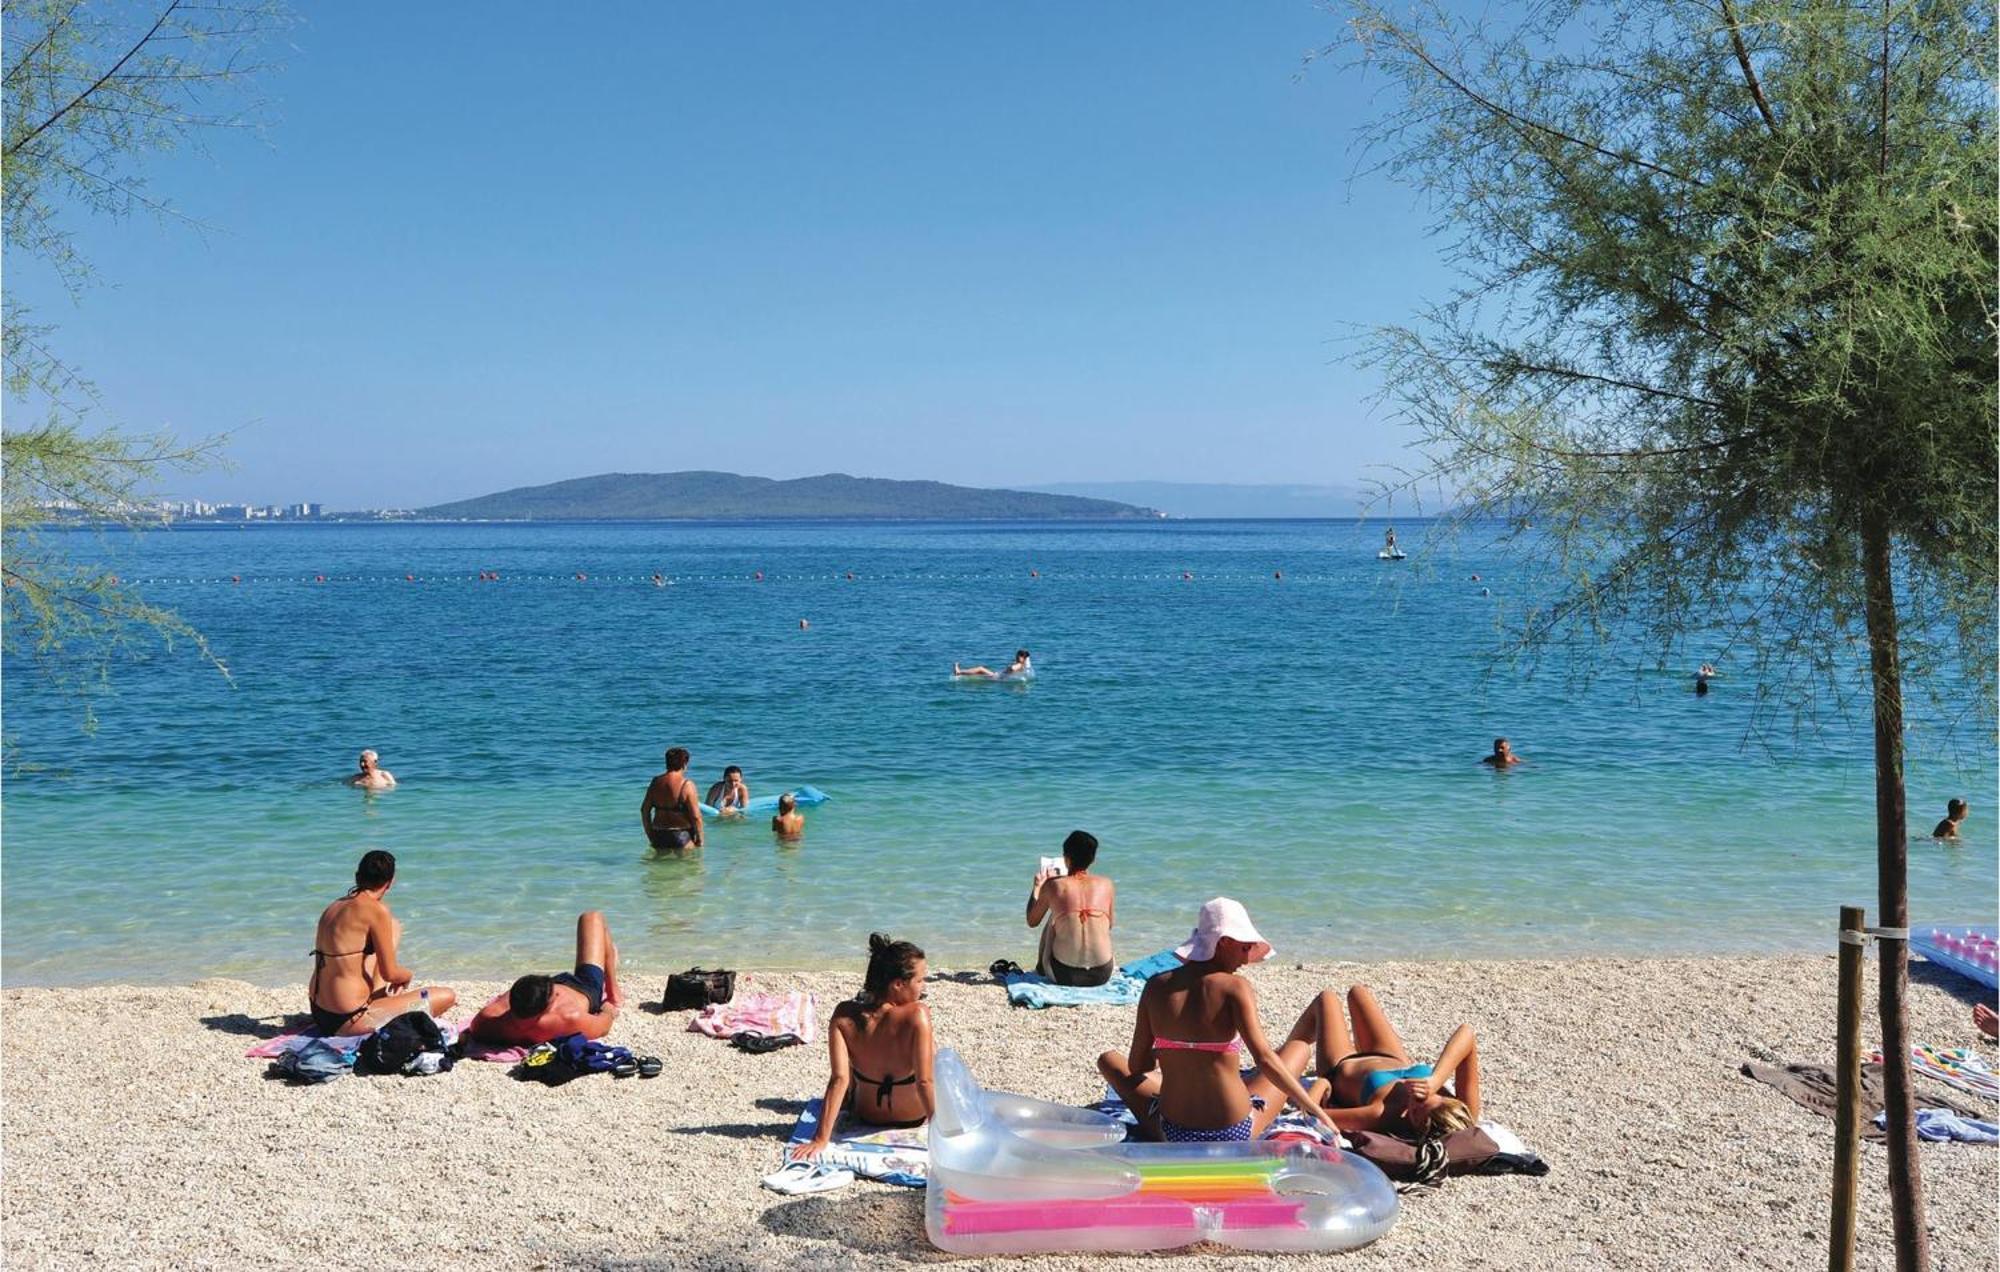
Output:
top-left (1719, 0), bottom-right (1781, 136)
top-left (5, 0), bottom-right (182, 158)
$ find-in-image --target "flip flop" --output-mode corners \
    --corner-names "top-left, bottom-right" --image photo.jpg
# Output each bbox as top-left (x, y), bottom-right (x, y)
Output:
top-left (760, 1160), bottom-right (854, 1196)
top-left (610, 1058), bottom-right (639, 1078)
top-left (637, 1055), bottom-right (663, 1078)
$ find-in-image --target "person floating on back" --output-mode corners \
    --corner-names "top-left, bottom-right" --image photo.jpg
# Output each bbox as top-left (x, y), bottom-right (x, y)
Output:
top-left (1933, 798), bottom-right (1969, 840)
top-left (346, 749), bottom-right (396, 790)
top-left (469, 910), bottom-right (624, 1045)
top-left (1026, 830), bottom-right (1116, 986)
top-left (791, 934), bottom-right (935, 1160)
top-left (308, 850), bottom-right (455, 1036)
top-left (772, 791), bottom-right (805, 840)
top-left (642, 746), bottom-right (704, 851)
top-left (954, 649), bottom-right (1031, 680)
top-left (707, 765), bottom-right (751, 817)
top-left (1482, 737), bottom-right (1522, 767)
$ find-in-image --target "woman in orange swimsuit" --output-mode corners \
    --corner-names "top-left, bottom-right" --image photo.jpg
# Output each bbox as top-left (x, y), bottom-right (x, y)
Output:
top-left (1096, 898), bottom-right (1342, 1143)
top-left (1025, 830), bottom-right (1115, 986)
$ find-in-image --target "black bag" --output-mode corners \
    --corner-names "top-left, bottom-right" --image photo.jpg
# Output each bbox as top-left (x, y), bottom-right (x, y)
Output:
top-left (355, 1010), bottom-right (444, 1075)
top-left (663, 967), bottom-right (736, 1011)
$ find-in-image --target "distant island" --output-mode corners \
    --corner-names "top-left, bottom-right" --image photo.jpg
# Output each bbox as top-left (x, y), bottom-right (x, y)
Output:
top-left (419, 471), bottom-right (1160, 521)
top-left (1022, 481), bottom-right (1371, 519)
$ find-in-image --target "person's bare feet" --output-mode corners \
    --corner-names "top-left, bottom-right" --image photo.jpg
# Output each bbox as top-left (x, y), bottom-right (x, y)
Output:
top-left (1974, 1002), bottom-right (1997, 1042)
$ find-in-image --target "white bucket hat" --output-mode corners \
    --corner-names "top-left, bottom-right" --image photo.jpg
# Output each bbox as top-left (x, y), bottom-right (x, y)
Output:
top-left (1174, 897), bottom-right (1273, 963)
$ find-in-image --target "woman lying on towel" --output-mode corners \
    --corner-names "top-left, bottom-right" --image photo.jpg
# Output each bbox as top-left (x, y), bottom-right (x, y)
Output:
top-left (1318, 984), bottom-right (1481, 1138)
top-left (792, 933), bottom-right (934, 1160)
top-left (1097, 898), bottom-right (1342, 1143)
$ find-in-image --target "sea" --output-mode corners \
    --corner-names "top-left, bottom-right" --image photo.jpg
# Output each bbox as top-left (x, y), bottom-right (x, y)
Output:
top-left (3, 520), bottom-right (1993, 987)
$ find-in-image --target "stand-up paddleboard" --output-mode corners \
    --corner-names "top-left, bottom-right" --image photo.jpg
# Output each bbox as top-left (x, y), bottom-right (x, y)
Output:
top-left (1378, 548), bottom-right (1407, 560)
top-left (701, 784), bottom-right (830, 819)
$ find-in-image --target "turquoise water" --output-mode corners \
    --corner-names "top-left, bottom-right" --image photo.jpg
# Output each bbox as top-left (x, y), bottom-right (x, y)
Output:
top-left (3, 520), bottom-right (1993, 986)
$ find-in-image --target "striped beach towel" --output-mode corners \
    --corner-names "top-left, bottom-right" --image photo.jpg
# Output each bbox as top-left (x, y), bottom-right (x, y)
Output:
top-left (1875, 1046), bottom-right (2000, 1103)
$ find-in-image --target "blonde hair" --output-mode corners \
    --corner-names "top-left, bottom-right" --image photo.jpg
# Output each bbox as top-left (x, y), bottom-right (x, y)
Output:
top-left (1428, 1096), bottom-right (1474, 1137)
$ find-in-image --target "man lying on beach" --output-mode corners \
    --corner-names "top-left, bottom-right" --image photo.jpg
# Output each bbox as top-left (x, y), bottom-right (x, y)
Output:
top-left (469, 910), bottom-right (623, 1045)
top-left (771, 792), bottom-right (805, 839)
top-left (1932, 798), bottom-right (1968, 840)
top-left (706, 766), bottom-right (750, 817)
top-left (1482, 737), bottom-right (1522, 768)
top-left (953, 649), bottom-right (1032, 680)
top-left (308, 850), bottom-right (455, 1035)
top-left (346, 749), bottom-right (396, 789)
top-left (641, 747), bottom-right (704, 851)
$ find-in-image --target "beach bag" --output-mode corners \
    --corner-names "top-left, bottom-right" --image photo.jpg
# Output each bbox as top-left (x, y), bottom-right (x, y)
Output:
top-left (1345, 1127), bottom-right (1547, 1181)
top-left (268, 1038), bottom-right (350, 1084)
top-left (664, 967), bottom-right (736, 1011)
top-left (355, 1011), bottom-right (444, 1076)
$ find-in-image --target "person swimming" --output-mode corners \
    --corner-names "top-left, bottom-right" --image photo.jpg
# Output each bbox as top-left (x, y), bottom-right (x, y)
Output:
top-left (1316, 985), bottom-right (1481, 1140)
top-left (1096, 898), bottom-right (1340, 1144)
top-left (346, 749), bottom-right (396, 790)
top-left (1695, 663), bottom-right (1715, 696)
top-left (772, 791), bottom-right (805, 840)
top-left (1933, 798), bottom-right (1969, 840)
top-left (1026, 830), bottom-right (1115, 987)
top-left (307, 850), bottom-right (455, 1036)
top-left (792, 934), bottom-right (935, 1160)
top-left (641, 747), bottom-right (704, 851)
top-left (468, 910), bottom-right (624, 1045)
top-left (1482, 737), bottom-right (1522, 767)
top-left (953, 649), bottom-right (1032, 680)
top-left (706, 765), bottom-right (751, 817)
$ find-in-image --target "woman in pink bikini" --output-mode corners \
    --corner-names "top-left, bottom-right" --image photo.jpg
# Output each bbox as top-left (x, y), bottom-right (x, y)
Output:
top-left (1025, 830), bottom-right (1115, 986)
top-left (1096, 898), bottom-right (1343, 1143)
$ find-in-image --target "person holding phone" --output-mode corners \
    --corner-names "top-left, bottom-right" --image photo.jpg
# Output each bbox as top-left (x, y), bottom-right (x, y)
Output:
top-left (1026, 830), bottom-right (1116, 986)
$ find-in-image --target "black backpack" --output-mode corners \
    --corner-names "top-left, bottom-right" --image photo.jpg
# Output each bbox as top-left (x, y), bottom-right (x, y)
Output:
top-left (355, 1010), bottom-right (444, 1075)
top-left (663, 967), bottom-right (736, 1011)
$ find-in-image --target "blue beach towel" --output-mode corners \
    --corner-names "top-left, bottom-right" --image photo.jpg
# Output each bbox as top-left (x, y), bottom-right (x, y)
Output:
top-left (786, 1098), bottom-right (928, 1187)
top-left (1000, 947), bottom-right (1179, 1009)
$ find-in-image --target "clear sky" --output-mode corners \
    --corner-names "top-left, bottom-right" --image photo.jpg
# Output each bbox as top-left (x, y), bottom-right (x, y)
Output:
top-left (11, 2), bottom-right (1458, 509)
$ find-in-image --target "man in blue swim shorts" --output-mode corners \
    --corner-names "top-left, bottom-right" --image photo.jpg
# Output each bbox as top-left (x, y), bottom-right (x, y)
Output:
top-left (469, 911), bottom-right (623, 1044)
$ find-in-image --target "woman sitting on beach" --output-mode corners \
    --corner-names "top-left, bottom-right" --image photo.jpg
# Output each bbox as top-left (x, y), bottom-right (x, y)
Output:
top-left (1318, 984), bottom-right (1480, 1139)
top-left (793, 934), bottom-right (934, 1160)
top-left (1026, 830), bottom-right (1115, 986)
top-left (308, 850), bottom-right (456, 1036)
top-left (953, 649), bottom-right (1031, 680)
top-left (1097, 898), bottom-right (1340, 1143)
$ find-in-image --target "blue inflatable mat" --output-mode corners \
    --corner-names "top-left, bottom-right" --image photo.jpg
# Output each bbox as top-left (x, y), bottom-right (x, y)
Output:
top-left (700, 784), bottom-right (829, 819)
top-left (1910, 925), bottom-right (1997, 990)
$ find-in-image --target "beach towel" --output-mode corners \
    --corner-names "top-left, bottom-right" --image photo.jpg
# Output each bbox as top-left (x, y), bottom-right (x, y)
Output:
top-left (691, 990), bottom-right (819, 1044)
top-left (1875, 1108), bottom-right (2000, 1144)
top-left (1741, 1059), bottom-right (1992, 1138)
top-left (785, 1098), bottom-right (928, 1187)
top-left (999, 946), bottom-right (1180, 1009)
top-left (1896, 1046), bottom-right (2000, 1103)
top-left (245, 1022), bottom-right (484, 1061)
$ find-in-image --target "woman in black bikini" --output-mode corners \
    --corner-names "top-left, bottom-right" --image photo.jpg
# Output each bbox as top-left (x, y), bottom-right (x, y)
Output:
top-left (793, 934), bottom-right (934, 1160)
top-left (308, 850), bottom-right (456, 1036)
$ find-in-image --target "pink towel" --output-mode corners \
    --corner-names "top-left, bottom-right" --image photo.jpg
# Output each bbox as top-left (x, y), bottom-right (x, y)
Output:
top-left (690, 990), bottom-right (819, 1043)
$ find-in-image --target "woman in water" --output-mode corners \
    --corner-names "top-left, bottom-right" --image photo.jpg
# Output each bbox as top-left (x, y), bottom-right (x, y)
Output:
top-left (1097, 898), bottom-right (1342, 1143)
top-left (1026, 829), bottom-right (1116, 986)
top-left (953, 649), bottom-right (1031, 679)
top-left (793, 934), bottom-right (935, 1159)
top-left (308, 850), bottom-right (455, 1036)
top-left (1317, 984), bottom-right (1480, 1139)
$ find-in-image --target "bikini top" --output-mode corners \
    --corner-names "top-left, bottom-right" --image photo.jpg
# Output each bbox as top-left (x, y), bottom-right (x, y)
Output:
top-left (1154, 1035), bottom-right (1243, 1055)
top-left (1360, 1062), bottom-right (1434, 1097)
top-left (851, 1069), bottom-right (918, 1107)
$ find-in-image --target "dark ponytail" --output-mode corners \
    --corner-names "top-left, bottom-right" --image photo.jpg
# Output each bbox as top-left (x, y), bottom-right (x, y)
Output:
top-left (860, 932), bottom-right (924, 1005)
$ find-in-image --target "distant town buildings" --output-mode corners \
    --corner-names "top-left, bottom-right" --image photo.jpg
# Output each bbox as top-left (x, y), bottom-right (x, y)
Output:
top-left (33, 497), bottom-right (394, 522)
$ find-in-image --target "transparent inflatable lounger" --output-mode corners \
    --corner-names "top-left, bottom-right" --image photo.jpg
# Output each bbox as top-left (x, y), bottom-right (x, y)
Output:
top-left (926, 1049), bottom-right (1399, 1255)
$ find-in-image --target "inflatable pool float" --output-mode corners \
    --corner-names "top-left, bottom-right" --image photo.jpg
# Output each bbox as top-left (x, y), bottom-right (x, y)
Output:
top-left (1911, 925), bottom-right (1997, 989)
top-left (925, 1050), bottom-right (1398, 1255)
top-left (1377, 548), bottom-right (1407, 560)
top-left (700, 784), bottom-right (829, 819)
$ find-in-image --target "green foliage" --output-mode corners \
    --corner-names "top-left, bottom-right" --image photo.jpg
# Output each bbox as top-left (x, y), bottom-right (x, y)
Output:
top-left (3, 0), bottom-right (287, 735)
top-left (1341, 0), bottom-right (1996, 739)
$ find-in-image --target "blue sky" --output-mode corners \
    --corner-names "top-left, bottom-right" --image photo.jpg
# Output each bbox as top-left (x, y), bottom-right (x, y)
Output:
top-left (12, 2), bottom-right (1455, 508)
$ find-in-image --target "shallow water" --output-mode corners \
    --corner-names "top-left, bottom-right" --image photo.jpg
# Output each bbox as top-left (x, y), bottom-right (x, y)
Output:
top-left (3, 520), bottom-right (1993, 986)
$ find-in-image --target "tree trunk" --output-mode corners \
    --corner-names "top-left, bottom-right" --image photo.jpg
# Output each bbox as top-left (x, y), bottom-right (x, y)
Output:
top-left (1860, 510), bottom-right (1925, 1270)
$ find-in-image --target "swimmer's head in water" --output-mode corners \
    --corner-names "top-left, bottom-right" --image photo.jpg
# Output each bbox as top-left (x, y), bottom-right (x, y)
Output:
top-left (507, 974), bottom-right (555, 1018)
top-left (1492, 737), bottom-right (1511, 755)
top-left (1949, 798), bottom-right (1968, 818)
top-left (355, 850), bottom-right (396, 891)
top-left (664, 746), bottom-right (690, 772)
top-left (1015, 649), bottom-right (1031, 662)
top-left (1062, 829), bottom-right (1099, 871)
top-left (357, 749), bottom-right (379, 769)
top-left (724, 766), bottom-right (742, 781)
top-left (777, 792), bottom-right (797, 814)
top-left (862, 933), bottom-right (926, 1005)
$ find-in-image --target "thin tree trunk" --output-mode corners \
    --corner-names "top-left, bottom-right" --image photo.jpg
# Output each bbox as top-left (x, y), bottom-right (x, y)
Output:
top-left (1861, 510), bottom-right (1925, 1271)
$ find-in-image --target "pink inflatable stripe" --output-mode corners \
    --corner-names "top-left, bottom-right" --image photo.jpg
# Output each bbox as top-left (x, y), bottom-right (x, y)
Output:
top-left (942, 1195), bottom-right (1306, 1237)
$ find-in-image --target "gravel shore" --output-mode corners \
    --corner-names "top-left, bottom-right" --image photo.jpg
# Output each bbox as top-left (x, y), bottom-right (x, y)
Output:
top-left (4, 955), bottom-right (1994, 1270)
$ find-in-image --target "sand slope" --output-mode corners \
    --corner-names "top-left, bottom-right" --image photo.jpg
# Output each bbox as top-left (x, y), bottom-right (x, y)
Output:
top-left (4, 957), bottom-right (1995, 1270)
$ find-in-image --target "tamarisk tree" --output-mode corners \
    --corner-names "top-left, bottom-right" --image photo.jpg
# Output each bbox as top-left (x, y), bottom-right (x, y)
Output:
top-left (1339, 2), bottom-right (1995, 1265)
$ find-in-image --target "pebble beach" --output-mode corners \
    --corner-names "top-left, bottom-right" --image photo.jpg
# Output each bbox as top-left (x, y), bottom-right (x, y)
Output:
top-left (4, 954), bottom-right (1994, 1270)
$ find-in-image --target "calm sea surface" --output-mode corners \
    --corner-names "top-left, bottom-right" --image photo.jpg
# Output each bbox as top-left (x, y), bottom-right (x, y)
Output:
top-left (4, 520), bottom-right (1993, 986)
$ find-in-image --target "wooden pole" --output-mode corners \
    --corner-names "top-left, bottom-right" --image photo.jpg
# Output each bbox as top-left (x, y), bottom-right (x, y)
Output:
top-left (1830, 905), bottom-right (1866, 1272)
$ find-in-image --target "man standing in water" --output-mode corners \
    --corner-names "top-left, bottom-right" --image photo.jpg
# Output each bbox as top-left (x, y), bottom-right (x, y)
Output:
top-left (346, 749), bottom-right (396, 789)
top-left (1482, 737), bottom-right (1523, 768)
top-left (642, 747), bottom-right (704, 851)
top-left (1932, 798), bottom-right (1969, 840)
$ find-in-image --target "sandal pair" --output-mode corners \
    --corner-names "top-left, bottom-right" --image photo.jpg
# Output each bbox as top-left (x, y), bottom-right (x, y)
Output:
top-left (611, 1055), bottom-right (663, 1079)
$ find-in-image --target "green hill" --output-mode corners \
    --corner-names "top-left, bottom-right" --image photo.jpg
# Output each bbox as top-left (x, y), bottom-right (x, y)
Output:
top-left (420, 471), bottom-right (1157, 521)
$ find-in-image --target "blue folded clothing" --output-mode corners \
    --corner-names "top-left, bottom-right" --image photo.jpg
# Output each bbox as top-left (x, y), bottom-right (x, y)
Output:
top-left (1119, 948), bottom-right (1183, 981)
top-left (1878, 1108), bottom-right (2000, 1144)
top-left (1004, 970), bottom-right (1145, 1009)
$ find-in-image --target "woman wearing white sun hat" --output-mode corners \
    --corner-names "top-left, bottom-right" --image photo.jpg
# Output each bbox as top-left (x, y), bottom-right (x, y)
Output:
top-left (1096, 897), bottom-right (1345, 1143)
